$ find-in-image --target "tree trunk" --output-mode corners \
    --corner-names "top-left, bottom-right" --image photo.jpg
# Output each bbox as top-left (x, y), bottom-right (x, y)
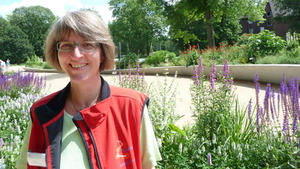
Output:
top-left (205, 10), bottom-right (215, 48)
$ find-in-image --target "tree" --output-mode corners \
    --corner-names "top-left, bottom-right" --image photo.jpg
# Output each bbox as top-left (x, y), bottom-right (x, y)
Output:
top-left (164, 0), bottom-right (267, 47)
top-left (109, 0), bottom-right (167, 56)
top-left (273, 0), bottom-right (300, 32)
top-left (0, 20), bottom-right (34, 64)
top-left (8, 6), bottom-right (56, 58)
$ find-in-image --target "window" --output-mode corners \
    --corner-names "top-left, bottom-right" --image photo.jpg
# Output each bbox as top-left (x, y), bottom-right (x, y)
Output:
top-left (260, 27), bottom-right (265, 32)
top-left (248, 21), bottom-right (253, 24)
top-left (249, 28), bottom-right (254, 33)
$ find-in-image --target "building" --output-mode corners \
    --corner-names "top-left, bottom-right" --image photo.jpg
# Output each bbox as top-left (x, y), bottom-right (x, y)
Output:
top-left (240, 0), bottom-right (290, 37)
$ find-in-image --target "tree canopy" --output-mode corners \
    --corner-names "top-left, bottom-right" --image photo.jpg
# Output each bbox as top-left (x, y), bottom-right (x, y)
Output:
top-left (164, 0), bottom-right (267, 47)
top-left (0, 21), bottom-right (34, 64)
top-left (274, 0), bottom-right (300, 32)
top-left (109, 0), bottom-right (167, 56)
top-left (8, 6), bottom-right (56, 57)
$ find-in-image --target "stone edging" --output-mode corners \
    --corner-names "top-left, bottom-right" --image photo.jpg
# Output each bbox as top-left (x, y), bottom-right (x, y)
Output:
top-left (24, 64), bottom-right (300, 85)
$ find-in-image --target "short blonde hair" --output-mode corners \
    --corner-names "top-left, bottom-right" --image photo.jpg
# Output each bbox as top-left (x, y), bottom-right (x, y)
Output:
top-left (44, 10), bottom-right (115, 72)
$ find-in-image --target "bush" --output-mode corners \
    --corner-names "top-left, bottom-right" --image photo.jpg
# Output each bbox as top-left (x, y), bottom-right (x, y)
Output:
top-left (25, 55), bottom-right (52, 69)
top-left (117, 53), bottom-right (138, 69)
top-left (238, 30), bottom-right (286, 62)
top-left (145, 50), bottom-right (176, 67)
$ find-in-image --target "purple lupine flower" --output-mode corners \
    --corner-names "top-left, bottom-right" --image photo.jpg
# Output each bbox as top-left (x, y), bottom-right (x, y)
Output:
top-left (271, 89), bottom-right (276, 120)
top-left (248, 99), bottom-right (252, 125)
top-left (223, 60), bottom-right (229, 79)
top-left (223, 60), bottom-right (230, 89)
top-left (193, 67), bottom-right (199, 85)
top-left (256, 105), bottom-right (260, 134)
top-left (282, 109), bottom-right (289, 138)
top-left (254, 73), bottom-right (260, 124)
top-left (292, 77), bottom-right (299, 134)
top-left (198, 55), bottom-right (203, 75)
top-left (210, 64), bottom-right (216, 92)
top-left (264, 83), bottom-right (271, 122)
top-left (207, 153), bottom-right (212, 165)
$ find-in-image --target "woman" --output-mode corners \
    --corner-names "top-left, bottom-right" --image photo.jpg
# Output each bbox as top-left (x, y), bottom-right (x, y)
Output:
top-left (17, 10), bottom-right (161, 169)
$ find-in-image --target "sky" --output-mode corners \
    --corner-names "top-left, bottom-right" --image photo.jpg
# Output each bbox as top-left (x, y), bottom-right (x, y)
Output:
top-left (0, 0), bottom-right (113, 25)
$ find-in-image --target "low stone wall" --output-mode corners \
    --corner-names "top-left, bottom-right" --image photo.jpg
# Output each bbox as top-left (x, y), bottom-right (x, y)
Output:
top-left (103, 64), bottom-right (300, 85)
top-left (23, 64), bottom-right (300, 85)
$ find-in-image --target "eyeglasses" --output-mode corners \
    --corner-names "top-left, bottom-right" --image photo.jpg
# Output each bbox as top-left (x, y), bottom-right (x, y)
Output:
top-left (56, 41), bottom-right (100, 53)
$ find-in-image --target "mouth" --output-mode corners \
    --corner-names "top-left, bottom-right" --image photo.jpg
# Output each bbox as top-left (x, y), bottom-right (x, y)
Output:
top-left (70, 63), bottom-right (87, 69)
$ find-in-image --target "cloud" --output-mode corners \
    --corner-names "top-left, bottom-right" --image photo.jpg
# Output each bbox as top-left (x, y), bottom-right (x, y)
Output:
top-left (0, 0), bottom-right (112, 25)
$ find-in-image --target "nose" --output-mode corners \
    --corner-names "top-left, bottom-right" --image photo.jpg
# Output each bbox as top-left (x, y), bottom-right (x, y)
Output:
top-left (71, 46), bottom-right (84, 58)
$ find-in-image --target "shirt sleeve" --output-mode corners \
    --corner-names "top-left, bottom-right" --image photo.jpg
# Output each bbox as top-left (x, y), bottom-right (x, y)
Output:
top-left (16, 121), bottom-right (32, 169)
top-left (140, 106), bottom-right (162, 169)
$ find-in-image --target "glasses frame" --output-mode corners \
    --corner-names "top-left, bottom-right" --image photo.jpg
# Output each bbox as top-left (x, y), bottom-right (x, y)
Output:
top-left (56, 41), bottom-right (100, 53)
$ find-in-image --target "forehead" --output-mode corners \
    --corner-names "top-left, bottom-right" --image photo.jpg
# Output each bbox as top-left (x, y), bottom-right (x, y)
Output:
top-left (60, 31), bottom-right (88, 42)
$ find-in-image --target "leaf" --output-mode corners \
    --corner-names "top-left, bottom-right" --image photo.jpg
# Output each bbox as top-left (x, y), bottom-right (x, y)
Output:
top-left (168, 123), bottom-right (186, 136)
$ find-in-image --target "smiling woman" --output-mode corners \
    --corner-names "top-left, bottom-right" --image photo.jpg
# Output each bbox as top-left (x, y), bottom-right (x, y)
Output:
top-left (16, 9), bottom-right (161, 169)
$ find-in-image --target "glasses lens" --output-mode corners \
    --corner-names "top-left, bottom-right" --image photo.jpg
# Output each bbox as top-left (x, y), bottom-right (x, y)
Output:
top-left (80, 42), bottom-right (99, 52)
top-left (58, 42), bottom-right (74, 52)
top-left (57, 41), bottom-right (99, 53)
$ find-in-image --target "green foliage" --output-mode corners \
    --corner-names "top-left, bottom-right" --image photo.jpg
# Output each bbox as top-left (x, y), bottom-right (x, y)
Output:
top-left (238, 30), bottom-right (286, 62)
top-left (145, 50), bottom-right (176, 66)
top-left (8, 6), bottom-right (56, 57)
top-left (165, 0), bottom-right (267, 47)
top-left (117, 53), bottom-right (139, 69)
top-left (286, 32), bottom-right (300, 51)
top-left (0, 24), bottom-right (35, 64)
top-left (256, 47), bottom-right (300, 64)
top-left (25, 55), bottom-right (53, 69)
top-left (109, 0), bottom-right (167, 56)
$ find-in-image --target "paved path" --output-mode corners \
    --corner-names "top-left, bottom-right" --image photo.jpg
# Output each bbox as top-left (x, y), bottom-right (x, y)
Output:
top-left (32, 72), bottom-right (278, 128)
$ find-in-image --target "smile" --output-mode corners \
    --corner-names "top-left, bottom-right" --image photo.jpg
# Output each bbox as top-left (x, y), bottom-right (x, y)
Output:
top-left (71, 64), bottom-right (87, 68)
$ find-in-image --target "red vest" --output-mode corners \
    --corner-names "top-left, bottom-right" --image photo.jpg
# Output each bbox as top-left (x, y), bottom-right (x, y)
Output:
top-left (27, 77), bottom-right (148, 169)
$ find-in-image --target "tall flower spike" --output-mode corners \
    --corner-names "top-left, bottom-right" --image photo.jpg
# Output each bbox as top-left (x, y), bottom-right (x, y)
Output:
top-left (210, 64), bottom-right (216, 92)
top-left (254, 73), bottom-right (260, 124)
top-left (193, 67), bottom-right (199, 85)
top-left (198, 55), bottom-right (203, 75)
top-left (248, 99), bottom-right (252, 125)
top-left (292, 77), bottom-right (299, 134)
top-left (264, 83), bottom-right (271, 122)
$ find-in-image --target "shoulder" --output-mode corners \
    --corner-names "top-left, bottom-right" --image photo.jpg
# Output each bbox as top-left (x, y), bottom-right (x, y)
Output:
top-left (109, 86), bottom-right (148, 105)
top-left (31, 90), bottom-right (61, 109)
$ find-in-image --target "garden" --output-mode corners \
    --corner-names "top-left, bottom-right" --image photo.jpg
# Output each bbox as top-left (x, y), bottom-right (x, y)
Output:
top-left (0, 1), bottom-right (300, 168)
top-left (0, 47), bottom-right (299, 168)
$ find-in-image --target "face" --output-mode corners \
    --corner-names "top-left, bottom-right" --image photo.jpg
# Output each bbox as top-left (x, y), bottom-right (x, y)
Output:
top-left (57, 31), bottom-right (102, 83)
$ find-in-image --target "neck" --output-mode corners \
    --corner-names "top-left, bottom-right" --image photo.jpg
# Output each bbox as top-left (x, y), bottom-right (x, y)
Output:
top-left (67, 76), bottom-right (102, 115)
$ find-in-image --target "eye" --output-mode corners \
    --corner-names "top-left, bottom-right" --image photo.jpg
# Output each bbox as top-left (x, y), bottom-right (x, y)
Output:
top-left (81, 42), bottom-right (96, 50)
top-left (59, 42), bottom-right (73, 50)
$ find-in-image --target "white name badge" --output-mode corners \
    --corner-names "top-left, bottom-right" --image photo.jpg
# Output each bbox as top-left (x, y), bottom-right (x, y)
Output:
top-left (27, 152), bottom-right (46, 167)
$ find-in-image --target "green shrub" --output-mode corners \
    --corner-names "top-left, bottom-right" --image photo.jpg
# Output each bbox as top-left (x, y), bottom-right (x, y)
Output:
top-left (256, 47), bottom-right (300, 64)
top-left (145, 50), bottom-right (176, 67)
top-left (238, 31), bottom-right (286, 62)
top-left (117, 53), bottom-right (138, 69)
top-left (24, 55), bottom-right (52, 69)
